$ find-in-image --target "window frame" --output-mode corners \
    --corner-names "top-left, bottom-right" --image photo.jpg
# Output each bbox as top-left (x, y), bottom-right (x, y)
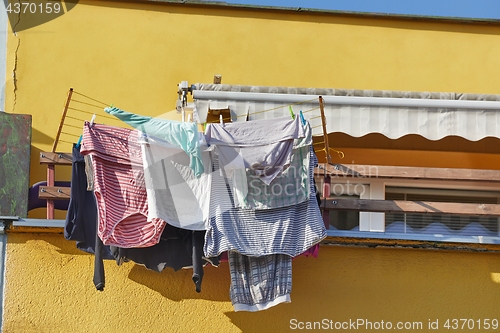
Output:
top-left (318, 164), bottom-right (500, 245)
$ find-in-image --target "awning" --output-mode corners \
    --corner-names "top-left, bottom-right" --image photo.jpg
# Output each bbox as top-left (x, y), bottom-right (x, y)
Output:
top-left (192, 83), bottom-right (500, 141)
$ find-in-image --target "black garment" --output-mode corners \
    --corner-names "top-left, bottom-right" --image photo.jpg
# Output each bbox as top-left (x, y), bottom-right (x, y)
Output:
top-left (65, 144), bottom-right (113, 259)
top-left (94, 224), bottom-right (219, 293)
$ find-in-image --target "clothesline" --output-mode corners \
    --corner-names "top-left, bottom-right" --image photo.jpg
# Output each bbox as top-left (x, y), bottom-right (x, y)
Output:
top-left (71, 99), bottom-right (108, 109)
top-left (72, 90), bottom-right (110, 107)
top-left (52, 88), bottom-right (344, 161)
top-left (71, 89), bottom-right (322, 126)
top-left (236, 103), bottom-right (320, 119)
top-left (67, 107), bottom-right (116, 120)
top-left (72, 89), bottom-right (321, 124)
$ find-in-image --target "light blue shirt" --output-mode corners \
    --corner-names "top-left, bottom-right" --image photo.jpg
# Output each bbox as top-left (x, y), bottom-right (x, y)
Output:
top-left (104, 107), bottom-right (204, 177)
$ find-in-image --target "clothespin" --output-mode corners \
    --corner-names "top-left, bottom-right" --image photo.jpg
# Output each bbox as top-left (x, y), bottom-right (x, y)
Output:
top-left (90, 114), bottom-right (96, 127)
top-left (181, 108), bottom-right (186, 122)
top-left (187, 114), bottom-right (192, 123)
top-left (219, 114), bottom-right (224, 125)
top-left (75, 135), bottom-right (83, 149)
top-left (288, 105), bottom-right (295, 120)
top-left (299, 110), bottom-right (306, 125)
top-left (245, 106), bottom-right (250, 121)
top-left (140, 131), bottom-right (149, 145)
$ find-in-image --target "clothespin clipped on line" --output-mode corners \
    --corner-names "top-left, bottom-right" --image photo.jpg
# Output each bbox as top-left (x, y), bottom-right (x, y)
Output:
top-left (75, 135), bottom-right (83, 149)
top-left (187, 114), bottom-right (192, 123)
top-left (90, 114), bottom-right (96, 127)
top-left (289, 106), bottom-right (295, 120)
top-left (220, 114), bottom-right (224, 125)
top-left (299, 110), bottom-right (306, 125)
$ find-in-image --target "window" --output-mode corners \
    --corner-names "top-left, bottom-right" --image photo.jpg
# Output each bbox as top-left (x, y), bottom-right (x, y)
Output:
top-left (385, 187), bottom-right (499, 237)
top-left (318, 166), bottom-right (500, 245)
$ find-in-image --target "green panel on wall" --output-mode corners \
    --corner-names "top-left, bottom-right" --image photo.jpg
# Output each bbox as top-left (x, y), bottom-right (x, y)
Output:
top-left (0, 113), bottom-right (31, 217)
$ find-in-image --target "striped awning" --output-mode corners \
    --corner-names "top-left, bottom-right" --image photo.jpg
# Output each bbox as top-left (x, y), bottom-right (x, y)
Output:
top-left (192, 83), bottom-right (500, 141)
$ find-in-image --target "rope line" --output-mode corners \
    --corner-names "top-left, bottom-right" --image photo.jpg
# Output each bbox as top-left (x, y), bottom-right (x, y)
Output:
top-left (72, 91), bottom-right (110, 107)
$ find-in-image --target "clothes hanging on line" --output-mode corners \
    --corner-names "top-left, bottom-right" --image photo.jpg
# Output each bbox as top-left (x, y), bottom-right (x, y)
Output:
top-left (204, 146), bottom-right (326, 258)
top-left (81, 123), bottom-right (219, 293)
top-left (64, 144), bottom-right (113, 259)
top-left (104, 107), bottom-right (204, 177)
top-left (229, 251), bottom-right (292, 312)
top-left (84, 155), bottom-right (95, 191)
top-left (92, 224), bottom-right (220, 293)
top-left (217, 242), bottom-right (320, 262)
top-left (205, 116), bottom-right (305, 185)
top-left (139, 133), bottom-right (213, 231)
top-left (228, 122), bottom-right (312, 210)
top-left (68, 107), bottom-right (325, 310)
top-left (80, 122), bottom-right (166, 248)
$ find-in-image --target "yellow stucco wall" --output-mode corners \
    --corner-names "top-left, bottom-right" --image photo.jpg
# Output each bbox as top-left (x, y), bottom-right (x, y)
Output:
top-left (4, 1), bottom-right (500, 332)
top-left (5, 233), bottom-right (500, 333)
top-left (6, 0), bottom-right (500, 190)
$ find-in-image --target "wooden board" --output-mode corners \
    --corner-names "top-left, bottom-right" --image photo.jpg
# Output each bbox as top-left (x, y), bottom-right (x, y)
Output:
top-left (38, 186), bottom-right (71, 200)
top-left (39, 152), bottom-right (72, 165)
top-left (323, 198), bottom-right (500, 216)
top-left (0, 113), bottom-right (31, 217)
top-left (316, 163), bottom-right (500, 182)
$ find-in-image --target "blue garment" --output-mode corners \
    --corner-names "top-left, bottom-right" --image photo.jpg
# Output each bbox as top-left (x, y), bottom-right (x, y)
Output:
top-left (205, 146), bottom-right (326, 257)
top-left (64, 144), bottom-right (113, 260)
top-left (104, 107), bottom-right (204, 177)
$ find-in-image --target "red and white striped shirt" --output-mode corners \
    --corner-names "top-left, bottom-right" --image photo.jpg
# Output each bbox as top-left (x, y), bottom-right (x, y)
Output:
top-left (80, 122), bottom-right (166, 248)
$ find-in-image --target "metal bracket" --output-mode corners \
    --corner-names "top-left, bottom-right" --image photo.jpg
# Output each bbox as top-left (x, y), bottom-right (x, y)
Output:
top-left (0, 216), bottom-right (20, 234)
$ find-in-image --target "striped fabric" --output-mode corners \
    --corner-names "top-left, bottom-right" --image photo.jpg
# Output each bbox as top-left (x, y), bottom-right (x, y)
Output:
top-left (104, 107), bottom-right (205, 177)
top-left (205, 116), bottom-right (305, 185)
top-left (230, 123), bottom-right (312, 210)
top-left (204, 146), bottom-right (326, 257)
top-left (229, 251), bottom-right (292, 312)
top-left (81, 122), bottom-right (166, 248)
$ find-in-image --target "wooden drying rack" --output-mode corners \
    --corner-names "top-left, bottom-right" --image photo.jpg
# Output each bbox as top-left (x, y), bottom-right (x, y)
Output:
top-left (39, 88), bottom-right (336, 219)
top-left (39, 88), bottom-right (73, 219)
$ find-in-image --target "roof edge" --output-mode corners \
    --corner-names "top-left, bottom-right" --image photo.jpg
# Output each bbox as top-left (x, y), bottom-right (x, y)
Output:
top-left (140, 0), bottom-right (500, 25)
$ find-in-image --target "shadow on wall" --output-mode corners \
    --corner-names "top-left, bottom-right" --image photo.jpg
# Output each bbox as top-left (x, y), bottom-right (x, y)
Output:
top-left (6, 233), bottom-right (90, 257)
top-left (7, 233), bottom-right (232, 302)
top-left (6, 232), bottom-right (500, 332)
top-left (224, 246), bottom-right (500, 333)
top-left (127, 262), bottom-right (231, 302)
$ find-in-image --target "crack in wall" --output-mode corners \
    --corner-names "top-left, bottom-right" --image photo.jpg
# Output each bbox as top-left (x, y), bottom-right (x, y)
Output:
top-left (11, 0), bottom-right (21, 113)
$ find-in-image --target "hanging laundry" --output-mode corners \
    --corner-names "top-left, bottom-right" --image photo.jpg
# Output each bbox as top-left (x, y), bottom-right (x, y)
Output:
top-left (229, 122), bottom-right (312, 210)
top-left (139, 133), bottom-right (213, 231)
top-left (84, 155), bottom-right (94, 191)
top-left (94, 232), bottom-right (107, 291)
top-left (110, 225), bottom-right (219, 293)
top-left (218, 243), bottom-right (320, 262)
top-left (64, 144), bottom-right (113, 259)
top-left (80, 122), bottom-right (166, 248)
top-left (92, 224), bottom-right (219, 293)
top-left (205, 116), bottom-right (305, 185)
top-left (204, 146), bottom-right (326, 258)
top-left (104, 107), bottom-right (204, 177)
top-left (229, 251), bottom-right (292, 312)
